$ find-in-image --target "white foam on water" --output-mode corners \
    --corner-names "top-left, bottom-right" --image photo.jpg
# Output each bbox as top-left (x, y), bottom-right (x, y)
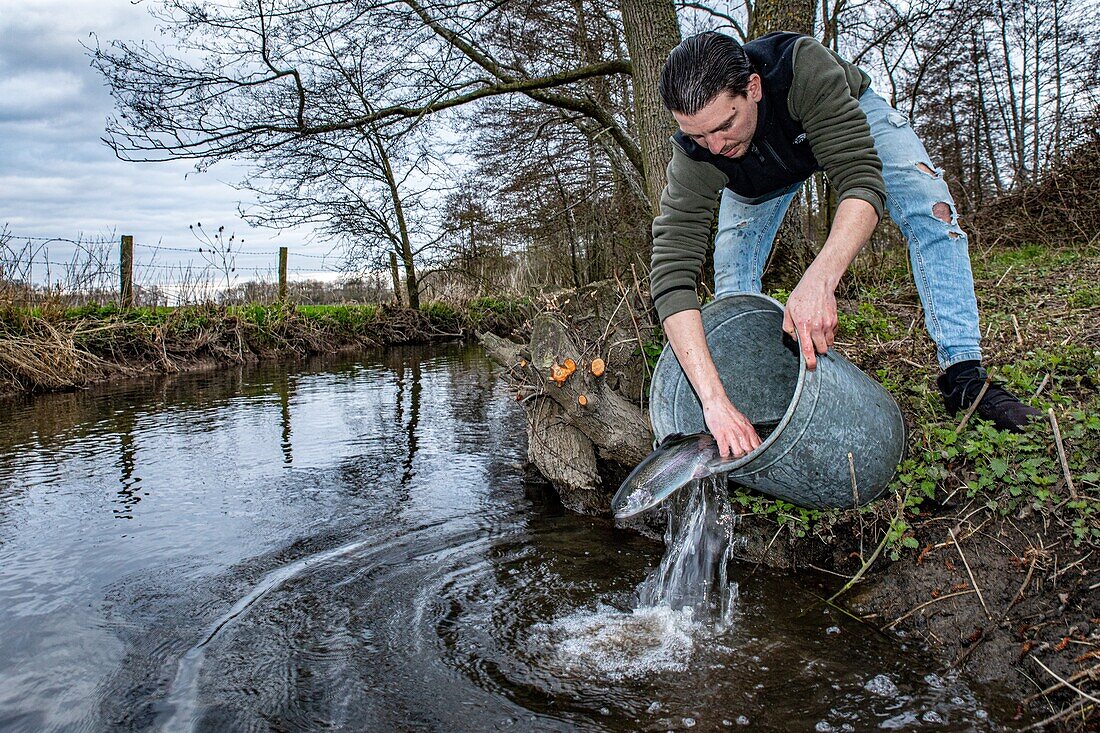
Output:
top-left (530, 477), bottom-right (743, 684)
top-left (879, 711), bottom-right (920, 729)
top-left (531, 603), bottom-right (701, 681)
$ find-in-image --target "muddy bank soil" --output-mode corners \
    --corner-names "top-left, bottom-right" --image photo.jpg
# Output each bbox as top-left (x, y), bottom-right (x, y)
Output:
top-left (728, 508), bottom-right (1097, 730)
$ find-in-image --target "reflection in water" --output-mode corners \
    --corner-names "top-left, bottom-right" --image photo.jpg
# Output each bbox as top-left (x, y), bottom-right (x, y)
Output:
top-left (391, 352), bottom-right (422, 488)
top-left (0, 345), bottom-right (1015, 733)
top-left (273, 370), bottom-right (294, 466)
top-left (114, 408), bottom-right (141, 519)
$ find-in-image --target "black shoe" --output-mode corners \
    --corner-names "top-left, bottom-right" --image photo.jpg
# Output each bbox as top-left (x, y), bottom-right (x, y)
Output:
top-left (936, 363), bottom-right (1042, 432)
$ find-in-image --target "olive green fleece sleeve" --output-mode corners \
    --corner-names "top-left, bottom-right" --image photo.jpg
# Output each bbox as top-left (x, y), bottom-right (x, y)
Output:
top-left (650, 143), bottom-right (728, 323)
top-left (788, 38), bottom-right (885, 218)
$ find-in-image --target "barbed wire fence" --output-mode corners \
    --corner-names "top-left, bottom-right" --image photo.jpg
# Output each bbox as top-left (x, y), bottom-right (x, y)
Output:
top-left (0, 230), bottom-right (395, 308)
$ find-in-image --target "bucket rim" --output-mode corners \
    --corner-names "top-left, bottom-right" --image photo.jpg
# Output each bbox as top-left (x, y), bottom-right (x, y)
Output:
top-left (651, 292), bottom-right (808, 471)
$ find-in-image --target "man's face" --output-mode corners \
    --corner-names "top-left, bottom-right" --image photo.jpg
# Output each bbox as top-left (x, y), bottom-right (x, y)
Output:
top-left (672, 74), bottom-right (762, 159)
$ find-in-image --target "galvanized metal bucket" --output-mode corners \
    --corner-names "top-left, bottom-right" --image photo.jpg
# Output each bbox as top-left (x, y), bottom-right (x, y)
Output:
top-left (649, 293), bottom-right (906, 509)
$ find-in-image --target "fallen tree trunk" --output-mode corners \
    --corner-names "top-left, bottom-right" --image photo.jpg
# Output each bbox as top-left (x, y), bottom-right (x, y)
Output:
top-left (480, 279), bottom-right (659, 515)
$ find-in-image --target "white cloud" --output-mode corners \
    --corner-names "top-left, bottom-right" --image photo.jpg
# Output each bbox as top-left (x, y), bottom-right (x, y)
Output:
top-left (0, 0), bottom-right (331, 285)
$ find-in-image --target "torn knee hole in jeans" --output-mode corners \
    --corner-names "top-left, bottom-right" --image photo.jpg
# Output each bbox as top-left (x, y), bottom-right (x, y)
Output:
top-left (732, 219), bottom-right (749, 230)
top-left (931, 201), bottom-right (964, 238)
top-left (916, 162), bottom-right (939, 178)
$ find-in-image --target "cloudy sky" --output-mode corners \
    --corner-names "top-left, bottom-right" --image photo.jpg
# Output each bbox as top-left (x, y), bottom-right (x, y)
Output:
top-left (0, 0), bottom-right (339, 286)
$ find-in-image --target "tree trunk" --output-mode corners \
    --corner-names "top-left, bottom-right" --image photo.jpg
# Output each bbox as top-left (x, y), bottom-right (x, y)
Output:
top-left (618, 0), bottom-right (682, 217)
top-left (749, 0), bottom-right (815, 37)
top-left (1031, 0), bottom-right (1041, 177)
top-left (995, 0), bottom-right (1026, 186)
top-left (389, 250), bottom-right (405, 306)
top-left (972, 35), bottom-right (1004, 195)
top-left (374, 135), bottom-right (421, 309)
top-left (1053, 0), bottom-right (1062, 162)
top-left (479, 280), bottom-right (657, 515)
top-left (526, 397), bottom-right (604, 514)
top-left (751, 0), bottom-right (817, 291)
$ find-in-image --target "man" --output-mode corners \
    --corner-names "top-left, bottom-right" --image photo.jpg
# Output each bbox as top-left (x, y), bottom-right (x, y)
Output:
top-left (650, 31), bottom-right (1040, 459)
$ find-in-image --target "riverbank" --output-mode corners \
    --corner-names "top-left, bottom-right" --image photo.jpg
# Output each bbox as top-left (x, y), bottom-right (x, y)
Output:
top-left (0, 298), bottom-right (530, 396)
top-left (712, 242), bottom-right (1100, 730)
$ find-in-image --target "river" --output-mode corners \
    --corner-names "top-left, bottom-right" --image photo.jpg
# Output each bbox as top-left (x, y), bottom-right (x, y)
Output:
top-left (0, 344), bottom-right (1008, 731)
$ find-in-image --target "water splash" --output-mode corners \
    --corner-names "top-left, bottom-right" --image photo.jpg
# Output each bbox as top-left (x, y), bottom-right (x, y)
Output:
top-left (529, 477), bottom-right (741, 681)
top-left (637, 475), bottom-right (741, 628)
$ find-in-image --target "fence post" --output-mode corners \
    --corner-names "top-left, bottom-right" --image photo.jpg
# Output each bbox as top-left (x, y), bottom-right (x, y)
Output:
top-left (278, 247), bottom-right (288, 302)
top-left (120, 235), bottom-right (134, 308)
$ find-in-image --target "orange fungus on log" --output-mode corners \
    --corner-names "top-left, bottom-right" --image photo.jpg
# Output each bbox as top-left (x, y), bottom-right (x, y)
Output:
top-left (549, 359), bottom-right (577, 386)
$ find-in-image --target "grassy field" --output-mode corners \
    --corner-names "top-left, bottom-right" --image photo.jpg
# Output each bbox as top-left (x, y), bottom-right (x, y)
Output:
top-left (733, 241), bottom-right (1100, 551)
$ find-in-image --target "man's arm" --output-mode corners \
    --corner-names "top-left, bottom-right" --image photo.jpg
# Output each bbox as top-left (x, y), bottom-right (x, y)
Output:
top-left (783, 197), bottom-right (879, 369)
top-left (662, 309), bottom-right (763, 458)
top-left (650, 147), bottom-right (760, 458)
top-left (650, 144), bottom-right (727, 322)
top-left (783, 38), bottom-right (885, 367)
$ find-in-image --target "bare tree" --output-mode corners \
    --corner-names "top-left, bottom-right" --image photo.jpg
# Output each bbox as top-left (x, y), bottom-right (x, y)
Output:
top-left (240, 120), bottom-right (439, 308)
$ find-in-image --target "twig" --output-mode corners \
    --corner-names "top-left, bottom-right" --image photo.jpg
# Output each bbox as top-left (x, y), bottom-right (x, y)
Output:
top-left (955, 372), bottom-right (992, 434)
top-left (949, 527), bottom-right (991, 619)
top-left (954, 553), bottom-right (1038, 668)
top-left (883, 589), bottom-right (975, 629)
top-left (994, 264), bottom-right (1014, 287)
top-left (1031, 655), bottom-right (1100, 704)
top-left (1051, 551), bottom-right (1092, 581)
top-left (599, 283), bottom-right (630, 346)
top-left (1048, 408), bottom-right (1079, 499)
top-left (1003, 555), bottom-right (1038, 616)
top-left (1033, 372), bottom-right (1050, 398)
top-left (749, 524), bottom-right (786, 578)
top-left (1011, 314), bottom-right (1023, 345)
top-left (1022, 663), bottom-right (1100, 704)
top-left (827, 528), bottom-right (888, 603)
top-left (807, 563), bottom-right (855, 579)
top-left (828, 498), bottom-right (900, 603)
top-left (1019, 698), bottom-right (1092, 732)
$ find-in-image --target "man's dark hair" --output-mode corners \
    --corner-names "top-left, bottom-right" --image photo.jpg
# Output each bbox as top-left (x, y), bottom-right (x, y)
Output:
top-left (658, 32), bottom-right (754, 115)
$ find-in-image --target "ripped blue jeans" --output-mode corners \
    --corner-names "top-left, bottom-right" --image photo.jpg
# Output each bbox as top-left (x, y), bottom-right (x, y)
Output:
top-left (713, 89), bottom-right (982, 369)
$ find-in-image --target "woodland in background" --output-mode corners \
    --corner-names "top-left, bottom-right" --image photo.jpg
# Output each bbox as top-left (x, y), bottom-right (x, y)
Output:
top-left (90, 0), bottom-right (1100, 307)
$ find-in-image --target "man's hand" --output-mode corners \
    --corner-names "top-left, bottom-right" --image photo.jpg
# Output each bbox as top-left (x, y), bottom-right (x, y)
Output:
top-left (782, 275), bottom-right (838, 370)
top-left (703, 396), bottom-right (762, 459)
top-left (781, 197), bottom-right (878, 369)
